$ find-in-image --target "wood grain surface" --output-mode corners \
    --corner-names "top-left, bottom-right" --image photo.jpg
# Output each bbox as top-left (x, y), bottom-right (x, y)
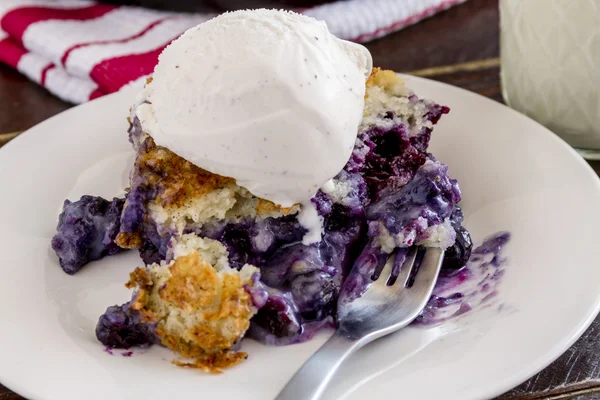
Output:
top-left (2, 0), bottom-right (600, 399)
top-left (0, 65), bottom-right (70, 133)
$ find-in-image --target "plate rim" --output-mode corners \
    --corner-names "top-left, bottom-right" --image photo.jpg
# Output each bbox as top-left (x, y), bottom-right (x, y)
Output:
top-left (2, 75), bottom-right (600, 400)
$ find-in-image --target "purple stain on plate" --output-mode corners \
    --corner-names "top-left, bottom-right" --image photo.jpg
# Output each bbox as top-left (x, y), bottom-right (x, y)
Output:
top-left (121, 351), bottom-right (133, 357)
top-left (414, 232), bottom-right (511, 325)
top-left (481, 290), bottom-right (498, 303)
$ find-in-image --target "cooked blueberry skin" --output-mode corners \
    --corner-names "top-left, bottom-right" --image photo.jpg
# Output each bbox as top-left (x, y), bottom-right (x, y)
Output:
top-left (440, 206), bottom-right (473, 270)
top-left (51, 196), bottom-right (125, 275)
top-left (443, 224), bottom-right (473, 270)
top-left (96, 302), bottom-right (157, 348)
top-left (250, 291), bottom-right (303, 343)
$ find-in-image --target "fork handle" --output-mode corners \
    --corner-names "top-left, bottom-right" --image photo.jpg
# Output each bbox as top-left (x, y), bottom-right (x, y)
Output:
top-left (274, 331), bottom-right (365, 400)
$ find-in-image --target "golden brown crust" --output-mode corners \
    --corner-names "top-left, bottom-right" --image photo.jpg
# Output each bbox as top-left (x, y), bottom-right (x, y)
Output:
top-left (135, 137), bottom-right (234, 208)
top-left (365, 67), bottom-right (381, 89)
top-left (256, 198), bottom-right (296, 216)
top-left (126, 267), bottom-right (153, 290)
top-left (366, 68), bottom-right (403, 93)
top-left (115, 232), bottom-right (143, 249)
top-left (172, 351), bottom-right (248, 373)
top-left (126, 251), bottom-right (255, 373)
top-left (132, 136), bottom-right (295, 213)
top-left (126, 267), bottom-right (154, 316)
top-left (160, 252), bottom-right (219, 311)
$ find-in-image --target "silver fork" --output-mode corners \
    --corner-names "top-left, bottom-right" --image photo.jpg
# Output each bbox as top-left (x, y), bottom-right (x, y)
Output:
top-left (274, 247), bottom-right (444, 400)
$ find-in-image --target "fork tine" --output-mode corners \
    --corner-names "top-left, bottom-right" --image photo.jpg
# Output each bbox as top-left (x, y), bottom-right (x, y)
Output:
top-left (396, 247), bottom-right (417, 287)
top-left (374, 251), bottom-right (396, 286)
top-left (411, 247), bottom-right (444, 289)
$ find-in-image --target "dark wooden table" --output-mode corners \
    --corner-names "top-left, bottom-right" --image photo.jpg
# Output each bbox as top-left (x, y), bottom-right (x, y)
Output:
top-left (2, 0), bottom-right (600, 398)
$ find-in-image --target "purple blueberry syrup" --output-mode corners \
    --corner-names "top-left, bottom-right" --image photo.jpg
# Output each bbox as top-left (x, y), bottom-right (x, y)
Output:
top-left (415, 232), bottom-right (511, 325)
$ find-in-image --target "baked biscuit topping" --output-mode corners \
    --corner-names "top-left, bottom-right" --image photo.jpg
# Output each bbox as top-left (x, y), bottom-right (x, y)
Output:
top-left (126, 236), bottom-right (258, 373)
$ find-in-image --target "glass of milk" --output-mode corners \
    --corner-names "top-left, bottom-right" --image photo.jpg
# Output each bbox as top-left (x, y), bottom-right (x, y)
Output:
top-left (500, 0), bottom-right (600, 159)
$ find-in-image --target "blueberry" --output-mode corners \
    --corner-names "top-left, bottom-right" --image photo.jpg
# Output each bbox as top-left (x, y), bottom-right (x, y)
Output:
top-left (96, 303), bottom-right (156, 348)
top-left (311, 190), bottom-right (333, 216)
top-left (450, 206), bottom-right (465, 225)
top-left (138, 240), bottom-right (161, 265)
top-left (442, 224), bottom-right (473, 269)
top-left (51, 196), bottom-right (125, 275)
top-left (250, 294), bottom-right (302, 340)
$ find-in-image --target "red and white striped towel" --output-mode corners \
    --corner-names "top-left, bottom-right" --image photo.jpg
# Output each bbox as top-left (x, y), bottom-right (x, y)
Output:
top-left (0, 0), bottom-right (466, 104)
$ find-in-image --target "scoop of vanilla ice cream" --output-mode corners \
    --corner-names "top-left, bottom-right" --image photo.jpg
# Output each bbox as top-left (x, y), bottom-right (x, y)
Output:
top-left (134, 9), bottom-right (372, 208)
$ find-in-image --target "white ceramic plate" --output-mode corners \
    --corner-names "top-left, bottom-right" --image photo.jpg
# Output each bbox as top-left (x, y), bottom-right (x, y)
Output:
top-left (2, 76), bottom-right (600, 400)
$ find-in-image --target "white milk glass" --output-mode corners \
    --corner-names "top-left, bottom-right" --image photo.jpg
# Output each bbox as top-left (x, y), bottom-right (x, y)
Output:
top-left (500, 0), bottom-right (600, 159)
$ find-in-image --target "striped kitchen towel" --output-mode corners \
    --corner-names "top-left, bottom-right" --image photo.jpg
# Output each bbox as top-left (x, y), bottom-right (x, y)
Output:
top-left (0, 0), bottom-right (466, 104)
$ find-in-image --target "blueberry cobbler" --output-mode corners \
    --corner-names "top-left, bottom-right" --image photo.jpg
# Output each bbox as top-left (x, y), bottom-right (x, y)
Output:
top-left (51, 10), bottom-right (506, 373)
